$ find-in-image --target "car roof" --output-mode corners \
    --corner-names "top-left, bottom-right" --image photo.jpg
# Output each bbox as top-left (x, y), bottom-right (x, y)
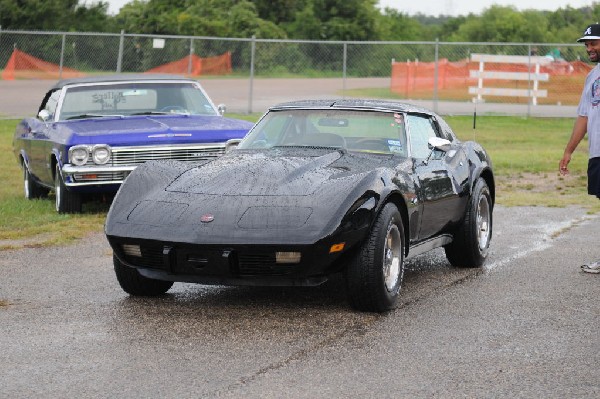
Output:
top-left (268, 99), bottom-right (437, 116)
top-left (51, 74), bottom-right (197, 90)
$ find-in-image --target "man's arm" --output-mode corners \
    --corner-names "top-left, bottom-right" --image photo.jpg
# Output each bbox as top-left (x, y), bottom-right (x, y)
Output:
top-left (559, 115), bottom-right (588, 175)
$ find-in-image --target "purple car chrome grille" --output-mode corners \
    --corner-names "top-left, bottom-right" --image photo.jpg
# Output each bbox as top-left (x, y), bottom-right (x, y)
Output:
top-left (110, 145), bottom-right (225, 166)
top-left (74, 145), bottom-right (226, 168)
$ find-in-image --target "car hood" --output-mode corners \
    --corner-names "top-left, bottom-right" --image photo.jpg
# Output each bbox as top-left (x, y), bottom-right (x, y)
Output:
top-left (59, 115), bottom-right (253, 145)
top-left (106, 148), bottom-right (393, 245)
top-left (166, 148), bottom-right (389, 196)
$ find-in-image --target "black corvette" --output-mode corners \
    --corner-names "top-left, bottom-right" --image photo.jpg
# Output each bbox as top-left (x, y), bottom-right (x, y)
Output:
top-left (105, 99), bottom-right (494, 312)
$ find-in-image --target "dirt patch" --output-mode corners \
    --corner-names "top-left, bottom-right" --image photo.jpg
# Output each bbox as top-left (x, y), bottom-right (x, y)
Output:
top-left (499, 171), bottom-right (586, 192)
top-left (0, 232), bottom-right (57, 251)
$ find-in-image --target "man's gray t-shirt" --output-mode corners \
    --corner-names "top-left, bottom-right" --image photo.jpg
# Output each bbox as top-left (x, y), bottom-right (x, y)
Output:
top-left (577, 63), bottom-right (600, 158)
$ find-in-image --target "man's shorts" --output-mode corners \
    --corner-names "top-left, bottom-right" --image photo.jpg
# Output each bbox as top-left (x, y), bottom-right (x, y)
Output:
top-left (588, 157), bottom-right (600, 199)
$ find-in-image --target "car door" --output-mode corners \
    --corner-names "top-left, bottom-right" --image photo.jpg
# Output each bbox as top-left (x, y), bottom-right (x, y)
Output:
top-left (407, 113), bottom-right (469, 240)
top-left (28, 89), bottom-right (61, 183)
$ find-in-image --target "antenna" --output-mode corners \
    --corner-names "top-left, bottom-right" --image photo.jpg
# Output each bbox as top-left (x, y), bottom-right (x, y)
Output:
top-left (472, 99), bottom-right (477, 141)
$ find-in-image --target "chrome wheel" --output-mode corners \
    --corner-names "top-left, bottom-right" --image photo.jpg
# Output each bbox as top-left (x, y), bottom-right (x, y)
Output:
top-left (54, 165), bottom-right (62, 213)
top-left (444, 178), bottom-right (492, 268)
top-left (477, 194), bottom-right (491, 251)
top-left (24, 167), bottom-right (30, 198)
top-left (383, 223), bottom-right (402, 292)
top-left (54, 163), bottom-right (82, 213)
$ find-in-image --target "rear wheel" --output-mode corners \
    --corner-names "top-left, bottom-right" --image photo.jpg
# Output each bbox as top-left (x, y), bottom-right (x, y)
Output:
top-left (445, 178), bottom-right (492, 268)
top-left (54, 164), bottom-right (82, 213)
top-left (23, 164), bottom-right (49, 199)
top-left (113, 255), bottom-right (173, 296)
top-left (346, 203), bottom-right (405, 312)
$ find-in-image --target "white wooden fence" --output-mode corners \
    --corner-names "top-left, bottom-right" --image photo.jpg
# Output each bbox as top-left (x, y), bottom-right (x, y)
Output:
top-left (468, 53), bottom-right (551, 105)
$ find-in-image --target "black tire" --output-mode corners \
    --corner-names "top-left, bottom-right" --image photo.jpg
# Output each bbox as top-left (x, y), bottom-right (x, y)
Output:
top-left (23, 164), bottom-right (49, 199)
top-left (445, 178), bottom-right (492, 268)
top-left (54, 163), bottom-right (82, 213)
top-left (113, 254), bottom-right (173, 296)
top-left (346, 203), bottom-right (405, 312)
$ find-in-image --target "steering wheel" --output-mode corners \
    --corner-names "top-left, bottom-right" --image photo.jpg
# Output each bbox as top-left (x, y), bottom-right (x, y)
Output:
top-left (353, 138), bottom-right (390, 152)
top-left (159, 105), bottom-right (188, 113)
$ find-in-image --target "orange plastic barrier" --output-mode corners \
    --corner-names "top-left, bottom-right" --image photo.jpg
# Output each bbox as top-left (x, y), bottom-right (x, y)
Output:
top-left (391, 58), bottom-right (471, 96)
top-left (1, 49), bottom-right (85, 80)
top-left (146, 52), bottom-right (232, 76)
top-left (390, 58), bottom-right (592, 96)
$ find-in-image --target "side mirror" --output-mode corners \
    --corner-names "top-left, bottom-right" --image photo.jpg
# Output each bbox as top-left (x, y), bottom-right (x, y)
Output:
top-left (422, 137), bottom-right (452, 165)
top-left (225, 138), bottom-right (242, 153)
top-left (38, 109), bottom-right (51, 122)
top-left (217, 104), bottom-right (227, 116)
top-left (428, 137), bottom-right (452, 152)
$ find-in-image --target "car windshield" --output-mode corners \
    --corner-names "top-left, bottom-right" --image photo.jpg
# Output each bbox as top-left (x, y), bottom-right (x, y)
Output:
top-left (58, 81), bottom-right (218, 120)
top-left (238, 109), bottom-right (408, 156)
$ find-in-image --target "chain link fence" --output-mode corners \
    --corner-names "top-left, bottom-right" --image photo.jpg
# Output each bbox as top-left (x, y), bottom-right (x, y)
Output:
top-left (0, 28), bottom-right (591, 116)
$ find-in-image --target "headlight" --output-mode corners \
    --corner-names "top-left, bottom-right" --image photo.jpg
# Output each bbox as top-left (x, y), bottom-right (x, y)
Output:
top-left (276, 252), bottom-right (301, 264)
top-left (69, 146), bottom-right (89, 166)
top-left (92, 145), bottom-right (111, 165)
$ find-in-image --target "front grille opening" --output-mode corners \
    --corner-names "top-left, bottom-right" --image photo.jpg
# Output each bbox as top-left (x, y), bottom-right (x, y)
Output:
top-left (238, 252), bottom-right (296, 276)
top-left (121, 243), bottom-right (164, 269)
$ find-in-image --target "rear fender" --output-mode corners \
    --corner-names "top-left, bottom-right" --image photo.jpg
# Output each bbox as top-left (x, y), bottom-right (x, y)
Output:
top-left (464, 141), bottom-right (495, 207)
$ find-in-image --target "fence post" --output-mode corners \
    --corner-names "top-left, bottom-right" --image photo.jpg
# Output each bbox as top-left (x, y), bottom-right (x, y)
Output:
top-left (116, 30), bottom-right (124, 73)
top-left (248, 35), bottom-right (256, 114)
top-left (59, 34), bottom-right (66, 80)
top-left (527, 43), bottom-right (532, 117)
top-left (433, 38), bottom-right (439, 113)
top-left (188, 38), bottom-right (194, 75)
top-left (342, 42), bottom-right (347, 98)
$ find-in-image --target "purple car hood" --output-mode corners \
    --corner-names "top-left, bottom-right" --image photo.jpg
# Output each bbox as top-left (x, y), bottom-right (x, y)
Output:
top-left (61, 115), bottom-right (252, 145)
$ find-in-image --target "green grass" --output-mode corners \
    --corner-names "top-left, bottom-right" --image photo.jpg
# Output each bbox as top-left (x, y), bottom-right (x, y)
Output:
top-left (1, 114), bottom-right (597, 250)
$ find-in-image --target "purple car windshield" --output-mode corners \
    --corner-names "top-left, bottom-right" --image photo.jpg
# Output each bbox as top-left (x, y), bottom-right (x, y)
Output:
top-left (58, 82), bottom-right (218, 120)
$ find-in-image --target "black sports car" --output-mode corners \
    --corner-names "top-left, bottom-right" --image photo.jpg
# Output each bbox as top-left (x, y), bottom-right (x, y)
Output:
top-left (105, 99), bottom-right (494, 312)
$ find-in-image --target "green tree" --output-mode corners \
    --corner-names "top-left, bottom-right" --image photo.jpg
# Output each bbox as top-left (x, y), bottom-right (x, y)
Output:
top-left (287, 0), bottom-right (380, 40)
top-left (116, 0), bottom-right (285, 38)
top-left (377, 8), bottom-right (425, 41)
top-left (0, 0), bottom-right (113, 31)
top-left (251, 0), bottom-right (306, 24)
top-left (448, 6), bottom-right (545, 43)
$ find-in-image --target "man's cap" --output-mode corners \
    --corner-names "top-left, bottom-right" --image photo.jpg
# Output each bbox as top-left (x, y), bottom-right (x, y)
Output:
top-left (577, 23), bottom-right (600, 42)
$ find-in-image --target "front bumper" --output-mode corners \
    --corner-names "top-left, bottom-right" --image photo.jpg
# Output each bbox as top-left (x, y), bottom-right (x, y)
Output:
top-left (62, 164), bottom-right (134, 187)
top-left (107, 236), bottom-right (355, 287)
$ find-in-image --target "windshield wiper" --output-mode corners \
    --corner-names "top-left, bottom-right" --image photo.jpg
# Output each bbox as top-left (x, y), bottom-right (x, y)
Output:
top-left (131, 111), bottom-right (170, 116)
top-left (66, 113), bottom-right (124, 120)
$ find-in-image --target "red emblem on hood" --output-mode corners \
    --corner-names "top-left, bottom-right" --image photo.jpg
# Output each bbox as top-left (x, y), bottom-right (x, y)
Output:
top-left (200, 214), bottom-right (214, 223)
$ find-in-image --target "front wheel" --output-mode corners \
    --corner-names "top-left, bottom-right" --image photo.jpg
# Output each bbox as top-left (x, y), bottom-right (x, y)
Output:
top-left (346, 203), bottom-right (405, 312)
top-left (113, 255), bottom-right (173, 296)
top-left (445, 178), bottom-right (492, 268)
top-left (54, 164), bottom-right (82, 213)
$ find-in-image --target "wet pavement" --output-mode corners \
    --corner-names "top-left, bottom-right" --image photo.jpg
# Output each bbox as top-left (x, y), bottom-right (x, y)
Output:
top-left (0, 206), bottom-right (598, 398)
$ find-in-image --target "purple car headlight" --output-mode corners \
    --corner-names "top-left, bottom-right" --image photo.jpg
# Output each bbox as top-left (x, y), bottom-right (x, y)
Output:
top-left (69, 145), bottom-right (89, 166)
top-left (92, 145), bottom-right (111, 165)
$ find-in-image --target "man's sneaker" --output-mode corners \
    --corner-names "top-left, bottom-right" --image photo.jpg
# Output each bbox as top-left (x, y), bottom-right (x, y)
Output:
top-left (581, 260), bottom-right (600, 274)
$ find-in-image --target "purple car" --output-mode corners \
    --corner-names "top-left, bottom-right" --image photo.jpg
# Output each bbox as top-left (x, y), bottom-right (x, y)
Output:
top-left (12, 74), bottom-right (253, 213)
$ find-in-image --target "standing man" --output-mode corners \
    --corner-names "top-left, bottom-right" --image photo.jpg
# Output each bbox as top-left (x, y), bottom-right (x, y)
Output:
top-left (559, 23), bottom-right (600, 274)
